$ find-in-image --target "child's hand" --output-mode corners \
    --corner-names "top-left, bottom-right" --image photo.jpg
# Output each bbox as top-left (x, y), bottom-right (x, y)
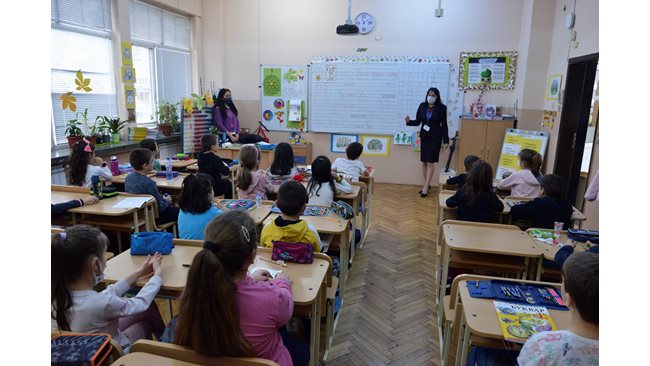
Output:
top-left (250, 268), bottom-right (272, 282)
top-left (275, 272), bottom-right (292, 285)
top-left (91, 157), bottom-right (104, 166)
top-left (152, 252), bottom-right (164, 277)
top-left (164, 194), bottom-right (173, 203)
top-left (137, 255), bottom-right (155, 277)
top-left (214, 200), bottom-right (226, 210)
top-left (82, 196), bottom-right (100, 206)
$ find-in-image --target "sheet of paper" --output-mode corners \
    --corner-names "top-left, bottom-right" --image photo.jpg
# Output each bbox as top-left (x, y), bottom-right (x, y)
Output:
top-left (289, 100), bottom-right (302, 121)
top-left (249, 267), bottom-right (282, 279)
top-left (113, 197), bottom-right (150, 209)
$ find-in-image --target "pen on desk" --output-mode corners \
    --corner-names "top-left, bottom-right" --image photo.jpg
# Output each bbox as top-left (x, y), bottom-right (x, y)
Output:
top-left (182, 264), bottom-right (191, 268)
top-left (320, 217), bottom-right (340, 223)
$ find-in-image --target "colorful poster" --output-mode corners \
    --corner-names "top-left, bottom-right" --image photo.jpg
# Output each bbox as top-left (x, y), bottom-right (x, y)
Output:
top-left (412, 131), bottom-right (421, 152)
top-left (263, 67), bottom-right (282, 97)
top-left (361, 135), bottom-right (390, 157)
top-left (124, 85), bottom-right (136, 109)
top-left (330, 134), bottom-right (359, 153)
top-left (393, 131), bottom-right (412, 145)
top-left (546, 74), bottom-right (562, 100)
top-left (121, 66), bottom-right (136, 83)
top-left (121, 42), bottom-right (133, 66)
top-left (459, 51), bottom-right (517, 90)
top-left (495, 129), bottom-right (549, 179)
top-left (493, 301), bottom-right (557, 344)
top-left (522, 138), bottom-right (543, 152)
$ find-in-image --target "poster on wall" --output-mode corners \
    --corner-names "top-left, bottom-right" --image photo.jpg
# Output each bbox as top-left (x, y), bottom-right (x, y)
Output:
top-left (330, 134), bottom-right (359, 153)
top-left (260, 65), bottom-right (309, 131)
top-left (121, 66), bottom-right (136, 83)
top-left (495, 129), bottom-right (549, 179)
top-left (121, 42), bottom-right (133, 66)
top-left (546, 74), bottom-right (562, 100)
top-left (458, 51), bottom-right (517, 90)
top-left (393, 131), bottom-right (413, 145)
top-left (124, 85), bottom-right (136, 109)
top-left (361, 135), bottom-right (390, 157)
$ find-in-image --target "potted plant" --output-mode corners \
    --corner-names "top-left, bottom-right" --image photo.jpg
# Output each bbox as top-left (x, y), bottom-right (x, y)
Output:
top-left (95, 116), bottom-right (111, 144)
top-left (107, 117), bottom-right (128, 143)
top-left (73, 108), bottom-right (98, 145)
top-left (155, 101), bottom-right (180, 136)
top-left (65, 118), bottom-right (84, 147)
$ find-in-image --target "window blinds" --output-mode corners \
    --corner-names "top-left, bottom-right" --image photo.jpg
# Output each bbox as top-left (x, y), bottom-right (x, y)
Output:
top-left (129, 0), bottom-right (190, 50)
top-left (156, 48), bottom-right (191, 105)
top-left (51, 0), bottom-right (112, 32)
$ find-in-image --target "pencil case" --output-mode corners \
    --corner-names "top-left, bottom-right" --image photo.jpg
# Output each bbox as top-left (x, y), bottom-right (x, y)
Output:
top-left (272, 241), bottom-right (313, 264)
top-left (51, 333), bottom-right (113, 366)
top-left (567, 228), bottom-right (599, 243)
top-left (155, 171), bottom-right (179, 178)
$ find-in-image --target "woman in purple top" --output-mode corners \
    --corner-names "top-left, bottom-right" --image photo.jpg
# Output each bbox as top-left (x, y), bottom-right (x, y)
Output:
top-left (213, 89), bottom-right (264, 144)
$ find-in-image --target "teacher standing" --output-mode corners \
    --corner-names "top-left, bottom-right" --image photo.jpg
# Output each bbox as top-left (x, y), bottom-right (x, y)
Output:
top-left (405, 87), bottom-right (449, 197)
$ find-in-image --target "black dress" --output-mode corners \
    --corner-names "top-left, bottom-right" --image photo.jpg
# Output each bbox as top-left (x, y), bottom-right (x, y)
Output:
top-left (407, 102), bottom-right (449, 163)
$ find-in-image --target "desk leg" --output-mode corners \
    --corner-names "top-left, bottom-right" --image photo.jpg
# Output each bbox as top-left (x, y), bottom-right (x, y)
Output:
top-left (133, 212), bottom-right (140, 233)
top-left (349, 196), bottom-right (359, 263)
top-left (338, 226), bottom-right (350, 299)
top-left (71, 213), bottom-right (78, 225)
top-left (441, 321), bottom-right (453, 365)
top-left (309, 288), bottom-right (323, 366)
top-left (454, 312), bottom-right (470, 366)
top-left (522, 257), bottom-right (529, 279)
top-left (535, 257), bottom-right (543, 281)
top-left (437, 245), bottom-right (450, 324)
top-left (144, 206), bottom-right (152, 232)
top-left (359, 187), bottom-right (368, 248)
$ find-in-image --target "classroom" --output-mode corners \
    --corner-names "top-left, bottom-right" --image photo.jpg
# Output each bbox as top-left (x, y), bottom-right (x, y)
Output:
top-left (42, 0), bottom-right (608, 365)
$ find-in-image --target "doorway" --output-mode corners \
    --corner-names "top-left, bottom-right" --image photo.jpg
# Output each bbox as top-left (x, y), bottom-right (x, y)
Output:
top-left (553, 53), bottom-right (598, 205)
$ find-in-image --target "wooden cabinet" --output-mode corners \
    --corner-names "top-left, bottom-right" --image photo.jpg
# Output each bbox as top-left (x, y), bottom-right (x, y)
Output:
top-left (457, 118), bottom-right (516, 171)
top-left (290, 143), bottom-right (312, 165)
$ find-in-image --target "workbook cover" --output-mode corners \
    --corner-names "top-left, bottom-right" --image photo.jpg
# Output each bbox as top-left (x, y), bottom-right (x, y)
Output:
top-left (221, 200), bottom-right (255, 211)
top-left (493, 300), bottom-right (557, 343)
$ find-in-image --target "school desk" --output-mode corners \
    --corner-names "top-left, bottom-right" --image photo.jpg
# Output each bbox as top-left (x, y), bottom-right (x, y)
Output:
top-left (215, 145), bottom-right (274, 170)
top-left (439, 171), bottom-right (459, 191)
top-left (110, 352), bottom-right (200, 366)
top-left (502, 197), bottom-right (588, 226)
top-left (254, 248), bottom-right (328, 366)
top-left (171, 158), bottom-right (197, 171)
top-left (264, 207), bottom-right (352, 299)
top-left (358, 171), bottom-right (374, 248)
top-left (111, 172), bottom-right (188, 198)
top-left (437, 222), bottom-right (544, 322)
top-left (451, 277), bottom-right (570, 366)
top-left (337, 183), bottom-right (363, 260)
top-left (214, 199), bottom-right (273, 226)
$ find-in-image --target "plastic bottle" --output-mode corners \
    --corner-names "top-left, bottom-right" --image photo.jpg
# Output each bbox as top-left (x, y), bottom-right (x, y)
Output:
top-left (552, 221), bottom-right (563, 245)
top-left (109, 156), bottom-right (120, 176)
top-left (165, 157), bottom-right (173, 181)
top-left (256, 193), bottom-right (262, 208)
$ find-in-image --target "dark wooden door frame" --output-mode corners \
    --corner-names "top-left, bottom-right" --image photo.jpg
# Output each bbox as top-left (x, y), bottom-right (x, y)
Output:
top-left (553, 52), bottom-right (598, 205)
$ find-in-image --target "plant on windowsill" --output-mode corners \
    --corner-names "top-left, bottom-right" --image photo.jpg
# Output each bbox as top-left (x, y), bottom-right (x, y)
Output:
top-left (64, 118), bottom-right (84, 147)
top-left (155, 101), bottom-right (180, 137)
top-left (107, 117), bottom-right (128, 143)
top-left (61, 70), bottom-right (96, 147)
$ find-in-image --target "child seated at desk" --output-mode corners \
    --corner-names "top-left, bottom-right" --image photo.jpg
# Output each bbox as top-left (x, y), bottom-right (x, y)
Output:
top-left (267, 142), bottom-right (298, 181)
top-left (178, 173), bottom-right (224, 240)
top-left (518, 251), bottom-right (599, 365)
top-left (510, 174), bottom-right (573, 230)
top-left (446, 161), bottom-right (504, 223)
top-left (446, 154), bottom-right (480, 187)
top-left (51, 196), bottom-right (99, 217)
top-left (261, 181), bottom-right (322, 252)
top-left (236, 145), bottom-right (275, 200)
top-left (198, 134), bottom-right (233, 199)
top-left (307, 155), bottom-right (353, 206)
top-left (332, 142), bottom-right (371, 182)
top-left (496, 148), bottom-right (542, 198)
top-left (51, 225), bottom-right (165, 353)
top-left (140, 138), bottom-right (161, 171)
top-left (163, 211), bottom-right (308, 366)
top-left (66, 139), bottom-right (113, 188)
top-left (125, 148), bottom-right (179, 225)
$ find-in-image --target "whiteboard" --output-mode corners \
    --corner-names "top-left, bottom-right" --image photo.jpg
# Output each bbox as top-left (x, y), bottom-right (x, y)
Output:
top-left (495, 128), bottom-right (549, 180)
top-left (260, 65), bottom-right (308, 131)
top-left (309, 56), bottom-right (451, 135)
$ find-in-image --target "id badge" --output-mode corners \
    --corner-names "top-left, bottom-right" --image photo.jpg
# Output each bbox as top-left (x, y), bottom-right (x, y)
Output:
top-left (423, 124), bottom-right (430, 132)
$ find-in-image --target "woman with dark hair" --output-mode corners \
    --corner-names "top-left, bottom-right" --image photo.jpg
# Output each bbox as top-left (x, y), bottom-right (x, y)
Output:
top-left (213, 88), bottom-right (263, 144)
top-left (405, 87), bottom-right (449, 197)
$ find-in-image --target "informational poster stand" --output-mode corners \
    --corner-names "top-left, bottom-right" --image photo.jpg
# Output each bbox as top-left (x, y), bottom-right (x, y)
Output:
top-left (495, 128), bottom-right (549, 179)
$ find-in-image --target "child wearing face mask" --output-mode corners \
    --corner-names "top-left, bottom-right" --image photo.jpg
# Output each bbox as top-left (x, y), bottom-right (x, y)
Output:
top-left (51, 225), bottom-right (166, 353)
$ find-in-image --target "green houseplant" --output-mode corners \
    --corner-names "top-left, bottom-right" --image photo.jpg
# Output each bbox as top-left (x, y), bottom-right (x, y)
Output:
top-left (64, 118), bottom-right (84, 147)
top-left (108, 117), bottom-right (128, 143)
top-left (155, 101), bottom-right (180, 136)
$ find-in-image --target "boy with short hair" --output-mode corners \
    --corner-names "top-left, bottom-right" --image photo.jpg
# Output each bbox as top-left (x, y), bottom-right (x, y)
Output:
top-left (446, 154), bottom-right (480, 187)
top-left (332, 142), bottom-right (371, 182)
top-left (197, 134), bottom-right (232, 198)
top-left (260, 180), bottom-right (322, 251)
top-left (518, 251), bottom-right (598, 365)
top-left (140, 138), bottom-right (161, 171)
top-left (510, 174), bottom-right (573, 229)
top-left (125, 148), bottom-right (179, 225)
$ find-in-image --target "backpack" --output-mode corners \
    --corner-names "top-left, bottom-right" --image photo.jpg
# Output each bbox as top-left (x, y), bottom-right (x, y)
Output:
top-left (332, 200), bottom-right (354, 220)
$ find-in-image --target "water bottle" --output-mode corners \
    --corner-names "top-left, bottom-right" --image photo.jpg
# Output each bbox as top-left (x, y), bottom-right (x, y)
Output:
top-left (109, 156), bottom-right (120, 176)
top-left (165, 157), bottom-right (173, 181)
top-left (256, 193), bottom-right (262, 208)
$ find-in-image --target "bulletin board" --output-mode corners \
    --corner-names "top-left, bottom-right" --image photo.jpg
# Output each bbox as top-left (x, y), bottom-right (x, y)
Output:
top-left (260, 65), bottom-right (309, 131)
top-left (495, 128), bottom-right (549, 179)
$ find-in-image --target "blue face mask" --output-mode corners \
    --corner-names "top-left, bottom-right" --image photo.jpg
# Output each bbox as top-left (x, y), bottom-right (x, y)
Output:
top-left (223, 97), bottom-right (232, 104)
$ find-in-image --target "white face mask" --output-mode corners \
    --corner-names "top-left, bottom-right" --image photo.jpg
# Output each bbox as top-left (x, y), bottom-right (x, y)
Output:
top-left (427, 95), bottom-right (436, 104)
top-left (93, 256), bottom-right (105, 286)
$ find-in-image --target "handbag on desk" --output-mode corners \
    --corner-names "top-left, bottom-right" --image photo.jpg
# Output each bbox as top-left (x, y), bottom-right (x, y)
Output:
top-left (272, 241), bottom-right (314, 264)
top-left (130, 232), bottom-right (173, 255)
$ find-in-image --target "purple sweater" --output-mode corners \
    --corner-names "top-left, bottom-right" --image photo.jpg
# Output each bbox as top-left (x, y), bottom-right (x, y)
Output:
top-left (213, 106), bottom-right (240, 133)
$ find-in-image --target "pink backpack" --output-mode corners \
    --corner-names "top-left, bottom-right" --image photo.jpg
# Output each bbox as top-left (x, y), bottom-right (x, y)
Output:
top-left (272, 241), bottom-right (314, 264)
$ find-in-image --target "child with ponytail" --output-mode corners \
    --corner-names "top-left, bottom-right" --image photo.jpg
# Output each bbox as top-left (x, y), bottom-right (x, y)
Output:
top-left (66, 138), bottom-right (113, 187)
top-left (164, 210), bottom-right (309, 365)
top-left (496, 148), bottom-right (542, 198)
top-left (51, 225), bottom-right (165, 352)
top-left (236, 145), bottom-right (275, 200)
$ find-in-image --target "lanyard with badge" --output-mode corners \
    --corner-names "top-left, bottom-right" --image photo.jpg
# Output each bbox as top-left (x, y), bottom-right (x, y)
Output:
top-left (423, 108), bottom-right (434, 132)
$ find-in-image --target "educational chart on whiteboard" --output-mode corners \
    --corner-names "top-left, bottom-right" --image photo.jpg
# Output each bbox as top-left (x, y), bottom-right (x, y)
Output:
top-left (260, 65), bottom-right (308, 131)
top-left (309, 56), bottom-right (452, 136)
top-left (496, 129), bottom-right (549, 179)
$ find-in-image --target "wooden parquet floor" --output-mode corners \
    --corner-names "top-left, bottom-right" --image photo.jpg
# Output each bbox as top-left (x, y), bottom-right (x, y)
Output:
top-left (325, 183), bottom-right (441, 366)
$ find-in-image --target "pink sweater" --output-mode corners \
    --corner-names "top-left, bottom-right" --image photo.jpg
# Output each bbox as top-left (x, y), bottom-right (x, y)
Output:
top-left (497, 169), bottom-right (540, 198)
top-left (239, 170), bottom-right (274, 199)
top-left (236, 276), bottom-right (293, 366)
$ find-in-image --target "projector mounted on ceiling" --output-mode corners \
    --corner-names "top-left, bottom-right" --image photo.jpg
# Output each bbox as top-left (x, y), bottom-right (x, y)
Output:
top-left (337, 0), bottom-right (359, 35)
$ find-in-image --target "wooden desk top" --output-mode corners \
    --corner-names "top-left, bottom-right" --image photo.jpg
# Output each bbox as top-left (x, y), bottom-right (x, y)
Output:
top-left (51, 190), bottom-right (154, 217)
top-left (110, 352), bottom-right (199, 366)
top-left (439, 172), bottom-right (454, 185)
top-left (215, 200), bottom-right (272, 226)
top-left (103, 245), bottom-right (200, 292)
top-left (338, 184), bottom-right (361, 200)
top-left (218, 144), bottom-right (274, 152)
top-left (188, 163), bottom-right (238, 173)
top-left (443, 223), bottom-right (542, 257)
top-left (264, 207), bottom-right (349, 234)
top-left (171, 159), bottom-right (197, 169)
top-left (111, 172), bottom-right (188, 189)
top-left (503, 198), bottom-right (587, 221)
top-left (253, 250), bottom-right (328, 306)
top-left (528, 230), bottom-right (594, 261)
top-left (458, 279), bottom-right (570, 339)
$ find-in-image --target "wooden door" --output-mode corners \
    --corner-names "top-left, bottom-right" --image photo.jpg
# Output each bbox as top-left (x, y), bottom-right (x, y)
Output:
top-left (484, 120), bottom-right (515, 170)
top-left (457, 119), bottom-right (488, 165)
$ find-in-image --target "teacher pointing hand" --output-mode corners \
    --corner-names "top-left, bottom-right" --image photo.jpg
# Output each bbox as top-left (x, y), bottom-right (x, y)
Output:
top-left (405, 87), bottom-right (449, 197)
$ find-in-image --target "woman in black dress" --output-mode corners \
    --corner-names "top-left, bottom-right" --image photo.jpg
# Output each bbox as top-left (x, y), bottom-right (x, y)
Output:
top-left (405, 87), bottom-right (449, 197)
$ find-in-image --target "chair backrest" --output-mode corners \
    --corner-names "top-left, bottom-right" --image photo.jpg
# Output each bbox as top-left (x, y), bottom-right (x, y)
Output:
top-left (173, 238), bottom-right (204, 248)
top-left (505, 196), bottom-right (533, 202)
top-left (130, 339), bottom-right (280, 366)
top-left (51, 184), bottom-right (91, 193)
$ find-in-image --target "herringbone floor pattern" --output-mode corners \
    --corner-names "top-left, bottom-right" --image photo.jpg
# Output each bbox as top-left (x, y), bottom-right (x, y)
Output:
top-left (325, 183), bottom-right (441, 366)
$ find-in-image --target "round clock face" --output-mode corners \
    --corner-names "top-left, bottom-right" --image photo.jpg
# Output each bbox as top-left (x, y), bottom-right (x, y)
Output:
top-left (355, 12), bottom-right (375, 34)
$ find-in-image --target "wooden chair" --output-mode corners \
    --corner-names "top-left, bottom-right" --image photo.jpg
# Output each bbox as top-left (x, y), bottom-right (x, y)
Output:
top-left (130, 339), bottom-right (279, 366)
top-left (149, 197), bottom-right (178, 238)
top-left (51, 329), bottom-right (124, 364)
top-left (313, 252), bottom-right (338, 360)
top-left (173, 238), bottom-right (203, 247)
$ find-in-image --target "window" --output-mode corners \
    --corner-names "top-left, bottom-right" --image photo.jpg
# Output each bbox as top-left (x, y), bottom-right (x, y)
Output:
top-left (130, 0), bottom-right (191, 124)
top-left (51, 0), bottom-right (116, 146)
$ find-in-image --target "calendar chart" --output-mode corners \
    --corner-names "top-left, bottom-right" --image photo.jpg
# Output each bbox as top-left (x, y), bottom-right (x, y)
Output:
top-left (309, 56), bottom-right (451, 135)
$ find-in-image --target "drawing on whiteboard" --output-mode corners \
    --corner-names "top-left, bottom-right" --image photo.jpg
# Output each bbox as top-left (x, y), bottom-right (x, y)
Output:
top-left (263, 110), bottom-right (273, 121)
top-left (274, 99), bottom-right (285, 109)
top-left (325, 65), bottom-right (337, 81)
top-left (263, 68), bottom-right (282, 96)
top-left (275, 111), bottom-right (285, 124)
top-left (283, 68), bottom-right (304, 83)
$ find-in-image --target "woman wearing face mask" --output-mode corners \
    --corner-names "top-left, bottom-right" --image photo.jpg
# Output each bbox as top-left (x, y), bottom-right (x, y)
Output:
top-left (51, 225), bottom-right (166, 353)
top-left (213, 88), bottom-right (264, 144)
top-left (405, 87), bottom-right (449, 197)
